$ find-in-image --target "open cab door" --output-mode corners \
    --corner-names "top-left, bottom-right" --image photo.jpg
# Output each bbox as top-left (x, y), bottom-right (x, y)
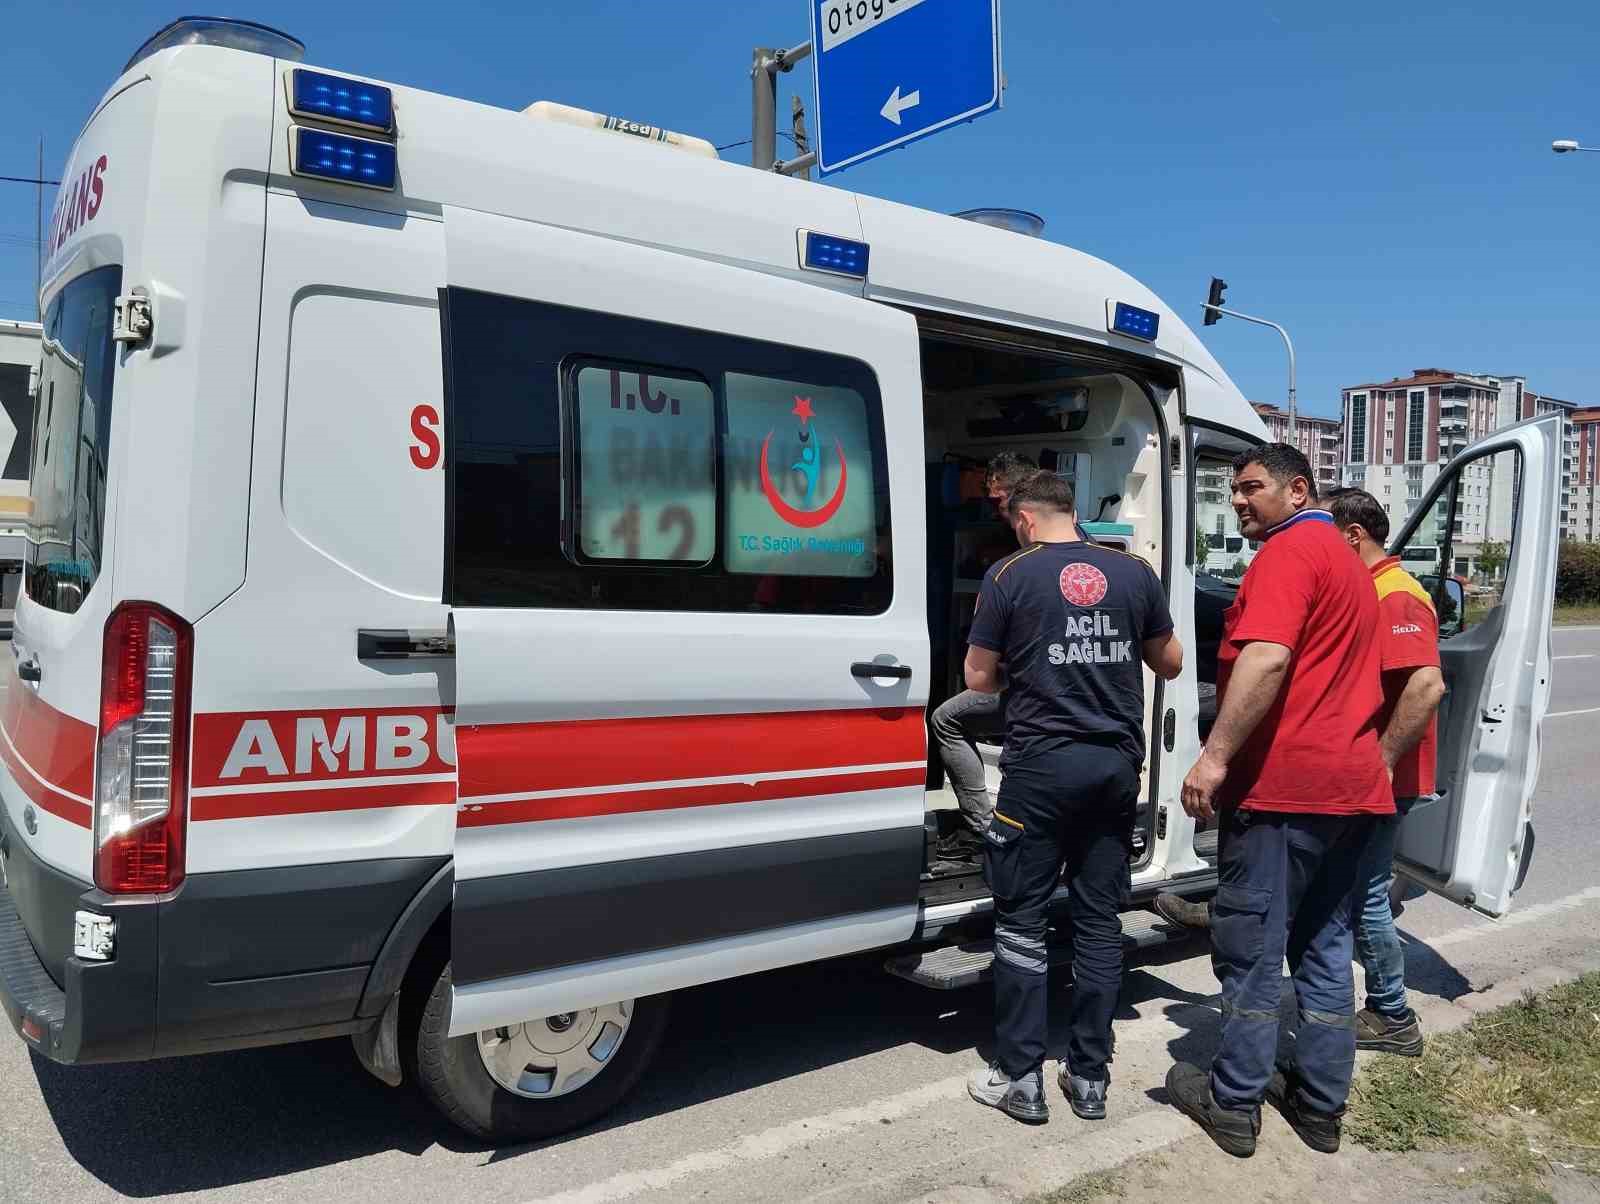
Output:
top-left (1387, 411), bottom-right (1562, 918)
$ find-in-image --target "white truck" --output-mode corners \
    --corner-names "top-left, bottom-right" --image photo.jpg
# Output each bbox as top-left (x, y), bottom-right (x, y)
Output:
top-left (0, 16), bottom-right (1560, 1145)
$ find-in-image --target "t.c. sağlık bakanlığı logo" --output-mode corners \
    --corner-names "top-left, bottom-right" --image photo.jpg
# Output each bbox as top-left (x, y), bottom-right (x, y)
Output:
top-left (1060, 562), bottom-right (1109, 607)
top-left (759, 396), bottom-right (848, 529)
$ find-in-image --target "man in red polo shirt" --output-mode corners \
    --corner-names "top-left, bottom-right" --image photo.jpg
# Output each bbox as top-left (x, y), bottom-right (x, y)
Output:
top-left (1165, 444), bottom-right (1393, 1159)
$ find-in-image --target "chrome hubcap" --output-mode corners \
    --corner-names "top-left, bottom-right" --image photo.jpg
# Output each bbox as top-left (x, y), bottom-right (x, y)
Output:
top-left (476, 1000), bottom-right (633, 1099)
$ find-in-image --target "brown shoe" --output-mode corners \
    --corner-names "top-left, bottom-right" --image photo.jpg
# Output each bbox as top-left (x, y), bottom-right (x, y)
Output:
top-left (1154, 892), bottom-right (1212, 930)
top-left (1355, 1007), bottom-right (1424, 1056)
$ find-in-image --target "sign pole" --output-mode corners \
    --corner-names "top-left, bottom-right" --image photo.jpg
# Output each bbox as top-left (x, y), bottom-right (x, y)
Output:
top-left (751, 47), bottom-right (778, 170)
top-left (751, 41), bottom-right (813, 172)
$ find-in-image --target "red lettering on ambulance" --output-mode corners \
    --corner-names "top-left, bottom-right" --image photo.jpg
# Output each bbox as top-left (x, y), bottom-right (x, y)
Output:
top-left (200, 708), bottom-right (454, 785)
top-left (86, 156), bottom-right (107, 219)
top-left (409, 404), bottom-right (442, 469)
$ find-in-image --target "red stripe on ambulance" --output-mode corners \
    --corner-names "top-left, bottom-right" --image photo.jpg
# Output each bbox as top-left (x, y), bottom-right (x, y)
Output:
top-left (458, 707), bottom-right (925, 799)
top-left (0, 658), bottom-right (96, 828)
top-left (187, 705), bottom-right (924, 824)
top-left (456, 706), bottom-right (926, 827)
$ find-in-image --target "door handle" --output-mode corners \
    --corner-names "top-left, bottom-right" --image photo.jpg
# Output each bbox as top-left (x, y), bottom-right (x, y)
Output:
top-left (357, 628), bottom-right (454, 660)
top-left (852, 661), bottom-right (912, 680)
top-left (16, 658), bottom-right (40, 683)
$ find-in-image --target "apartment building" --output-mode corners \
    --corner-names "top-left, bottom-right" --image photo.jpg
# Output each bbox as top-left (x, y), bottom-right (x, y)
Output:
top-left (1511, 386), bottom-right (1581, 541)
top-left (1341, 370), bottom-right (1488, 572)
top-left (1571, 407), bottom-right (1600, 543)
top-left (1342, 369), bottom-right (1585, 579)
top-left (1250, 402), bottom-right (1343, 493)
top-left (1194, 457), bottom-right (1250, 575)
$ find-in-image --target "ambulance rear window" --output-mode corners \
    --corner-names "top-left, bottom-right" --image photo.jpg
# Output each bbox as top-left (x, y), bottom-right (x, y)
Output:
top-left (26, 265), bottom-right (121, 614)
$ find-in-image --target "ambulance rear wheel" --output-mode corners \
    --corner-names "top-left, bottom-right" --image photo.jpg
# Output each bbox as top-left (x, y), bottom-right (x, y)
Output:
top-left (414, 962), bottom-right (670, 1144)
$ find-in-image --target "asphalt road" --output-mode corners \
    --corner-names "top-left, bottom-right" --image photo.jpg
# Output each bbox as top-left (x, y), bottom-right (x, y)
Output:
top-left (3, 625), bottom-right (1598, 1203)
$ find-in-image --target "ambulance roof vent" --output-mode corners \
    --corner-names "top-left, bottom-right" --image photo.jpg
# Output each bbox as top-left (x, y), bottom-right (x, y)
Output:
top-left (125, 17), bottom-right (306, 73)
top-left (524, 102), bottom-right (718, 159)
top-left (953, 208), bottom-right (1045, 237)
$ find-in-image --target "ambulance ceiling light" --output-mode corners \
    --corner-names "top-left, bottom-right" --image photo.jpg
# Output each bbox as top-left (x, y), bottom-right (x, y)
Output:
top-left (953, 209), bottom-right (1045, 237)
top-left (290, 127), bottom-right (397, 191)
top-left (125, 17), bottom-right (305, 72)
top-left (799, 231), bottom-right (870, 279)
top-left (290, 69), bottom-right (393, 134)
top-left (1107, 301), bottom-right (1160, 342)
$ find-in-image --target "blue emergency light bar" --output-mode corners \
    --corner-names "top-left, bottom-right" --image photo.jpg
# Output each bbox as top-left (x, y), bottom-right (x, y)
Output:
top-left (800, 231), bottom-right (870, 279)
top-left (290, 68), bottom-right (394, 134)
top-left (290, 127), bottom-right (397, 191)
top-left (1109, 301), bottom-right (1160, 342)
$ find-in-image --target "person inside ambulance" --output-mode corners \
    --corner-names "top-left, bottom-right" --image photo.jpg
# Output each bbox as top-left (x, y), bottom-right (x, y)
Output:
top-left (930, 452), bottom-right (1037, 866)
top-left (962, 470), bottom-right (1183, 1125)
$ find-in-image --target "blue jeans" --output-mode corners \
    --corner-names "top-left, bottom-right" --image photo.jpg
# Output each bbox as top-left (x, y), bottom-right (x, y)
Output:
top-left (1353, 796), bottom-right (1421, 1019)
top-left (1209, 808), bottom-right (1374, 1115)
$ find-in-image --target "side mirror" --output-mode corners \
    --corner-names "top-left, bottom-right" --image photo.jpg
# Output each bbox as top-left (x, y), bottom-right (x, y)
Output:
top-left (1440, 578), bottom-right (1466, 638)
top-left (1418, 574), bottom-right (1466, 637)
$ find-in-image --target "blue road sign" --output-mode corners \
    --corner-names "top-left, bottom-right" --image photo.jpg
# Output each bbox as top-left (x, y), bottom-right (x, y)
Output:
top-left (810, 0), bottom-right (1001, 176)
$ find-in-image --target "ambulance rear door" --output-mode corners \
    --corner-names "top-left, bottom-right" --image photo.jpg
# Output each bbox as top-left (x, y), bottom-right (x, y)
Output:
top-left (438, 207), bottom-right (929, 1035)
top-left (1387, 411), bottom-right (1561, 918)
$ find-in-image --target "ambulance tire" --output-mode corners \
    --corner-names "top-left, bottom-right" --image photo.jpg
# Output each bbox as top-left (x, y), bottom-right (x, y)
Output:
top-left (414, 962), bottom-right (671, 1144)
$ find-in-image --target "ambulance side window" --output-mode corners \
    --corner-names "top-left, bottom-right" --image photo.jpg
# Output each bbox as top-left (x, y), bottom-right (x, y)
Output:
top-left (569, 362), bottom-right (717, 566)
top-left (723, 372), bottom-right (879, 580)
top-left (443, 287), bottom-right (893, 614)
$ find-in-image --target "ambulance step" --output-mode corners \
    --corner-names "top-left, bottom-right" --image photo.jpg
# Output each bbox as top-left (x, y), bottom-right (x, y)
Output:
top-left (885, 909), bottom-right (1194, 990)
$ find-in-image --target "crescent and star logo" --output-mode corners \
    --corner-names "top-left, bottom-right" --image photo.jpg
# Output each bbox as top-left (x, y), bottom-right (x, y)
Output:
top-left (1060, 562), bottom-right (1110, 607)
top-left (759, 396), bottom-right (849, 529)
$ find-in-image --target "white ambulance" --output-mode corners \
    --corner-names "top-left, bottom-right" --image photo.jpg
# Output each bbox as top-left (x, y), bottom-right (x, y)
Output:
top-left (0, 17), bottom-right (1560, 1144)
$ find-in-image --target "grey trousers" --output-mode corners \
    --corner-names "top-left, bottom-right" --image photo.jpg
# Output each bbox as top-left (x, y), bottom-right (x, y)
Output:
top-left (930, 688), bottom-right (1002, 835)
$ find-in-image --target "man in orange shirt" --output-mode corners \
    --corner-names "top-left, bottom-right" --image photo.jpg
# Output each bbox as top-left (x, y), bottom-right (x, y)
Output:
top-left (1324, 488), bottom-right (1446, 1057)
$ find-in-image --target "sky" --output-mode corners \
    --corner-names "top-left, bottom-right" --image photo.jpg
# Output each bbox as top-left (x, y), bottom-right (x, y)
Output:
top-left (0, 0), bottom-right (1596, 418)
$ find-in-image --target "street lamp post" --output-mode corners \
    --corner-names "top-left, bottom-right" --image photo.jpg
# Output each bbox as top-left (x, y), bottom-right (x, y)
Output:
top-left (1552, 140), bottom-right (1600, 154)
top-left (1202, 299), bottom-right (1298, 441)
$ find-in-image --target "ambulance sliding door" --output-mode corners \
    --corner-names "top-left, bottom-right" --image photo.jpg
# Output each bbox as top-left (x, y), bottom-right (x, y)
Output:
top-left (438, 207), bottom-right (928, 1034)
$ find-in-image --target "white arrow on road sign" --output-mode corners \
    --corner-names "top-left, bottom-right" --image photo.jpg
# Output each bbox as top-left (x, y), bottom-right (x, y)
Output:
top-left (879, 86), bottom-right (922, 126)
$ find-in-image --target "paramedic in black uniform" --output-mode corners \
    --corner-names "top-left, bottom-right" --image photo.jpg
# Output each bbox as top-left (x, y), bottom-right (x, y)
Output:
top-left (963, 471), bottom-right (1183, 1124)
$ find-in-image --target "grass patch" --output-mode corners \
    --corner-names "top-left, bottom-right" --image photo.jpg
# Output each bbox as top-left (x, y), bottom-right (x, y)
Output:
top-left (1349, 973), bottom-right (1600, 1196)
top-left (1553, 603), bottom-right (1600, 626)
top-left (1026, 1169), bottom-right (1125, 1203)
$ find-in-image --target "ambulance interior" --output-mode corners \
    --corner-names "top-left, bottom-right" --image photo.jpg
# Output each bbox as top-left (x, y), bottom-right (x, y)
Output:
top-left (915, 325), bottom-right (1170, 899)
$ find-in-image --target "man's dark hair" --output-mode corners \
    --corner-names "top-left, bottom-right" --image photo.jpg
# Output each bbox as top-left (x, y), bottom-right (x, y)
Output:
top-left (985, 451), bottom-right (1037, 492)
top-left (1231, 442), bottom-right (1318, 500)
top-left (1007, 469), bottom-right (1076, 515)
top-left (1324, 487), bottom-right (1390, 544)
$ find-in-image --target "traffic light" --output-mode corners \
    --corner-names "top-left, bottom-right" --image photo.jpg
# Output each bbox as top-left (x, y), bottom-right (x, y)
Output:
top-left (1203, 277), bottom-right (1227, 326)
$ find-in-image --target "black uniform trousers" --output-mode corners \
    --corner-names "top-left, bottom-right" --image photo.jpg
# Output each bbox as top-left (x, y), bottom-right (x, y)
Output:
top-left (983, 740), bottom-right (1138, 1081)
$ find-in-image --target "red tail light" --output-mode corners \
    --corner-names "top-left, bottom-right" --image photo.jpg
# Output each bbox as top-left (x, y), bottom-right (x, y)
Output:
top-left (95, 603), bottom-right (193, 894)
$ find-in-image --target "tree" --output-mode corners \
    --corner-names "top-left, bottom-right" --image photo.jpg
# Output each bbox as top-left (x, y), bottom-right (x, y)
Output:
top-left (1196, 530), bottom-right (1211, 566)
top-left (1477, 540), bottom-right (1508, 582)
top-left (1555, 541), bottom-right (1600, 605)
